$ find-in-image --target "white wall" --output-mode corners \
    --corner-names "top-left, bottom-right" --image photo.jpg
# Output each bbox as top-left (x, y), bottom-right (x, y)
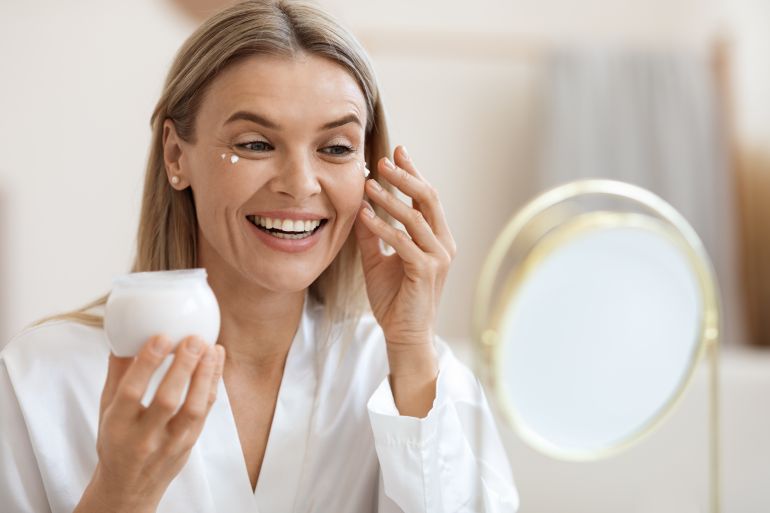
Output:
top-left (2, 0), bottom-right (767, 342)
top-left (0, 0), bottom-right (196, 342)
top-left (5, 0), bottom-right (767, 343)
top-left (716, 0), bottom-right (770, 147)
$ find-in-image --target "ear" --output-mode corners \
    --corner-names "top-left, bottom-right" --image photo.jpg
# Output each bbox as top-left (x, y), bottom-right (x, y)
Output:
top-left (162, 118), bottom-right (190, 190)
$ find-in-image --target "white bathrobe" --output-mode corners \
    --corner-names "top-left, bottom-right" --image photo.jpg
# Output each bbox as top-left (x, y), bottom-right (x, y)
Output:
top-left (0, 295), bottom-right (518, 513)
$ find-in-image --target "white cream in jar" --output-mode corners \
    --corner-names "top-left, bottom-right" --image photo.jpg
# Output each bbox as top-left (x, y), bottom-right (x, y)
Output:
top-left (104, 269), bottom-right (221, 406)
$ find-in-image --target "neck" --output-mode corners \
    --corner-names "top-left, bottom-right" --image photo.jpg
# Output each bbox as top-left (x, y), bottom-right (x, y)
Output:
top-left (199, 245), bottom-right (306, 373)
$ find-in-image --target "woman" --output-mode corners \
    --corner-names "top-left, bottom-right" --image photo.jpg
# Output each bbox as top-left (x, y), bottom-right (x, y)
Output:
top-left (0, 1), bottom-right (518, 512)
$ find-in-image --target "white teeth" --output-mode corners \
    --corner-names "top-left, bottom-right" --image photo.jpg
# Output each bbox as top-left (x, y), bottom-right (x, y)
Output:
top-left (271, 231), bottom-right (312, 240)
top-left (250, 216), bottom-right (323, 234)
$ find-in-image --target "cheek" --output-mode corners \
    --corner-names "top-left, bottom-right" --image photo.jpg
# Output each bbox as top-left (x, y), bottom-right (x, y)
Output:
top-left (190, 161), bottom-right (256, 232)
top-left (193, 155), bottom-right (242, 189)
top-left (325, 173), bottom-right (365, 223)
top-left (192, 155), bottom-right (264, 203)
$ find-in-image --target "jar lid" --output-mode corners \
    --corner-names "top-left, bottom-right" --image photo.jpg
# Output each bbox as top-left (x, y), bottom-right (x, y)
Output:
top-left (112, 268), bottom-right (208, 288)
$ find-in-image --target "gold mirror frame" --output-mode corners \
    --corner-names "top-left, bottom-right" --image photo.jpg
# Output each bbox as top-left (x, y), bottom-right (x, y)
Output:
top-left (473, 179), bottom-right (721, 512)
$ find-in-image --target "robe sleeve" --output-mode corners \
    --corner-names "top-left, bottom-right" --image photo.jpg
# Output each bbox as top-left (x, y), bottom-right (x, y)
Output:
top-left (0, 359), bottom-right (52, 513)
top-left (366, 339), bottom-right (519, 513)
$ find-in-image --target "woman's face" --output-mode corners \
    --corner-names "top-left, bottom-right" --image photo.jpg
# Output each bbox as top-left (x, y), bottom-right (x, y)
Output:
top-left (165, 54), bottom-right (368, 292)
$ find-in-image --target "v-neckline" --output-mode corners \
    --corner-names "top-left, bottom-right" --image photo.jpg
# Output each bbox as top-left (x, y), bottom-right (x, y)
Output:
top-left (196, 293), bottom-right (318, 513)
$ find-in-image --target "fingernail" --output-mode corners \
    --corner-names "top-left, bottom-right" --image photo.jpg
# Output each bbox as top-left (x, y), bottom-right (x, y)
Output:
top-left (362, 202), bottom-right (376, 218)
top-left (151, 336), bottom-right (170, 356)
top-left (187, 338), bottom-right (203, 355)
top-left (401, 146), bottom-right (410, 160)
top-left (368, 179), bottom-right (382, 191)
top-left (383, 158), bottom-right (395, 171)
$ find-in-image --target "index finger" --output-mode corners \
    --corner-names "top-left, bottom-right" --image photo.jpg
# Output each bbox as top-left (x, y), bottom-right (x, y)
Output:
top-left (381, 147), bottom-right (455, 253)
top-left (111, 335), bottom-right (173, 420)
top-left (99, 353), bottom-right (133, 417)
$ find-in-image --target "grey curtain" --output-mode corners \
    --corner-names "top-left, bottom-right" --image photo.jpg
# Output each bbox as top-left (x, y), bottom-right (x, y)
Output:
top-left (537, 48), bottom-right (745, 345)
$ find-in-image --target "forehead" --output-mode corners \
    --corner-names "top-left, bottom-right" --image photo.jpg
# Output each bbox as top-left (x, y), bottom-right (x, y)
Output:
top-left (197, 53), bottom-right (367, 129)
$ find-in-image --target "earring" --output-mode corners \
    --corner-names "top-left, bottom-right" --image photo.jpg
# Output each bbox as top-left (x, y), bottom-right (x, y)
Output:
top-left (170, 175), bottom-right (180, 185)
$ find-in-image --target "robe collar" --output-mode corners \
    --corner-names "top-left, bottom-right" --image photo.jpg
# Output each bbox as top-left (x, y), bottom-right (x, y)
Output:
top-left (195, 290), bottom-right (318, 513)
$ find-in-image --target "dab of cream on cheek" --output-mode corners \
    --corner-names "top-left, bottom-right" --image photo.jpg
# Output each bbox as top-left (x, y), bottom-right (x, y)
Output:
top-left (220, 153), bottom-right (239, 164)
top-left (359, 160), bottom-right (370, 178)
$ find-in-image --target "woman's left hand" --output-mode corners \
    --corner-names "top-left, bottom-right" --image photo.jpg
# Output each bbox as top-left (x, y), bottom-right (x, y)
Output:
top-left (354, 145), bottom-right (456, 384)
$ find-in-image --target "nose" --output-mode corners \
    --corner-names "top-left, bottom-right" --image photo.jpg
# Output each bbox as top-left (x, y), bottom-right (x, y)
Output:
top-left (268, 152), bottom-right (322, 201)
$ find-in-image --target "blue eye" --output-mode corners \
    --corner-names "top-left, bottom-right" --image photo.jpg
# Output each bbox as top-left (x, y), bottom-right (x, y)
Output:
top-left (235, 142), bottom-right (354, 156)
top-left (238, 141), bottom-right (273, 152)
top-left (322, 145), bottom-right (355, 156)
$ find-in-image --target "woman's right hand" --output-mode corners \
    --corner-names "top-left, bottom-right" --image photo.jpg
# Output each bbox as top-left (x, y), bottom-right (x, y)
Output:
top-left (75, 335), bottom-right (225, 513)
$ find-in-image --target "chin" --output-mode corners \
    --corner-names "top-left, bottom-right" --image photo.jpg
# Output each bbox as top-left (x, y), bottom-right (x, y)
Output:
top-left (249, 266), bottom-right (322, 294)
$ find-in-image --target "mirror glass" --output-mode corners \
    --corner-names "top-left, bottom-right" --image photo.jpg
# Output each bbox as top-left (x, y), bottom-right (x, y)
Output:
top-left (491, 210), bottom-right (707, 458)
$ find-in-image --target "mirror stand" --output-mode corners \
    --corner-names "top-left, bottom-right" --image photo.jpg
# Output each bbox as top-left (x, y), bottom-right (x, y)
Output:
top-left (474, 179), bottom-right (722, 513)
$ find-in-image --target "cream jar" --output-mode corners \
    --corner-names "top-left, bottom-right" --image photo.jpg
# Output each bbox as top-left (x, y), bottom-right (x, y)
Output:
top-left (104, 269), bottom-right (221, 405)
top-left (105, 269), bottom-right (220, 356)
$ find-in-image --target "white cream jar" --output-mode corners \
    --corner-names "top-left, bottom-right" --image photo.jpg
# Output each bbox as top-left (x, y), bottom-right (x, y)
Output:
top-left (105, 269), bottom-right (221, 357)
top-left (104, 269), bottom-right (221, 405)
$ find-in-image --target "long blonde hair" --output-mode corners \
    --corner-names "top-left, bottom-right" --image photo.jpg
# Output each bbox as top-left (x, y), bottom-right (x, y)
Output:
top-left (41, 0), bottom-right (391, 338)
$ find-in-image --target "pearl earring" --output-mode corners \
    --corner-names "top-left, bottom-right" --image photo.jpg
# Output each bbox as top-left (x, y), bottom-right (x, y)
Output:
top-left (171, 175), bottom-right (180, 185)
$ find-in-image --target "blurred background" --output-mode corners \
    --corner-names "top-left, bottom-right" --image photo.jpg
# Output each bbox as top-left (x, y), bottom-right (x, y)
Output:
top-left (1, 0), bottom-right (768, 511)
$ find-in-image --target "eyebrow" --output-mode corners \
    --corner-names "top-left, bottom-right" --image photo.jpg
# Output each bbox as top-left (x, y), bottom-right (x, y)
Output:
top-left (223, 111), bottom-right (362, 131)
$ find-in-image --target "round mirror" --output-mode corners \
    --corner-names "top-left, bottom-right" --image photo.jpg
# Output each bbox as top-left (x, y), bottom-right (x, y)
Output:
top-left (475, 179), bottom-right (720, 461)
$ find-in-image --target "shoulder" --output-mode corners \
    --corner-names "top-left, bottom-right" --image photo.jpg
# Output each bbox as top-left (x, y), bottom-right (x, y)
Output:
top-left (317, 305), bottom-right (468, 381)
top-left (2, 318), bottom-right (109, 364)
top-left (309, 305), bottom-right (389, 391)
top-left (0, 320), bottom-right (105, 508)
top-left (1, 318), bottom-right (109, 398)
top-left (304, 295), bottom-right (384, 353)
top-left (331, 308), bottom-right (387, 360)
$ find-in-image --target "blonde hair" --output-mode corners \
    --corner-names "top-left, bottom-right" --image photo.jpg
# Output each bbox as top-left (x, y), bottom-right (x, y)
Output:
top-left (39, 0), bottom-right (391, 340)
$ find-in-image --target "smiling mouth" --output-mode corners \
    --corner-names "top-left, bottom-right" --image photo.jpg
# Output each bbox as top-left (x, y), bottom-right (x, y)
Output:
top-left (246, 215), bottom-right (328, 240)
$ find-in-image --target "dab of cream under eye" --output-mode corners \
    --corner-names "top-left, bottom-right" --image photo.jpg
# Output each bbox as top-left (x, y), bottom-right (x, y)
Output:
top-left (358, 160), bottom-right (370, 177)
top-left (220, 153), bottom-right (239, 164)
